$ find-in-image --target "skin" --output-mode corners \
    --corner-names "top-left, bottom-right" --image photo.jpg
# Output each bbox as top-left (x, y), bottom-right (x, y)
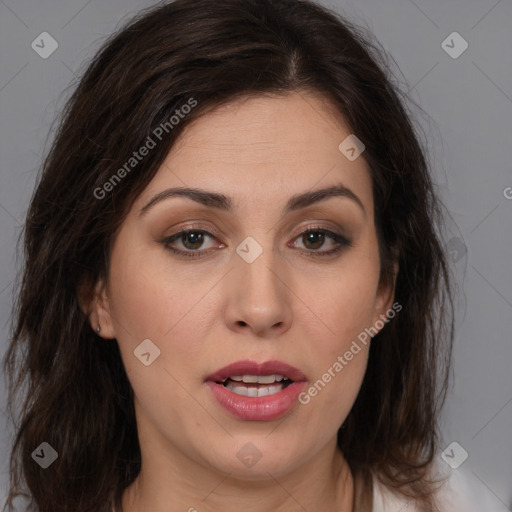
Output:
top-left (85, 91), bottom-right (397, 512)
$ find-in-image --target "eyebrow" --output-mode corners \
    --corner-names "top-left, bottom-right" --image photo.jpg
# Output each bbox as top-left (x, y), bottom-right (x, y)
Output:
top-left (139, 183), bottom-right (365, 217)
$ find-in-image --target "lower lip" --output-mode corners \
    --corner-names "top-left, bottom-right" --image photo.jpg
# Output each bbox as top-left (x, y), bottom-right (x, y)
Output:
top-left (205, 380), bottom-right (307, 421)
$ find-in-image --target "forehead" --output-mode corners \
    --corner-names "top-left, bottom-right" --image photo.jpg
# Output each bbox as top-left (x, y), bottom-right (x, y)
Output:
top-left (137, 91), bottom-right (374, 217)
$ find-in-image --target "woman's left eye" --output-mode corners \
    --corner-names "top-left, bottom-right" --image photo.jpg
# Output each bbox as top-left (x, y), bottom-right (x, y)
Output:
top-left (162, 227), bottom-right (352, 259)
top-left (290, 228), bottom-right (352, 256)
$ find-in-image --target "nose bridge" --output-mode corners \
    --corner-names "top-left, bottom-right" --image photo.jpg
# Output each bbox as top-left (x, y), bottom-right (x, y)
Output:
top-left (235, 233), bottom-right (282, 301)
top-left (227, 233), bottom-right (292, 335)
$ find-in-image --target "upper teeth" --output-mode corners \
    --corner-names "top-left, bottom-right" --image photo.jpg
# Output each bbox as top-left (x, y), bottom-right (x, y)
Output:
top-left (225, 374), bottom-right (286, 384)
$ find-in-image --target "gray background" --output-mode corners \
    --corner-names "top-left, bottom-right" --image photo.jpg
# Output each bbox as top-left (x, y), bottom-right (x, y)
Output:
top-left (0, 0), bottom-right (511, 508)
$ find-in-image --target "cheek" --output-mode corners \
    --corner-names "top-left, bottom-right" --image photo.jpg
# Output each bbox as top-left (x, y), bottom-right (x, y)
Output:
top-left (107, 236), bottom-right (207, 341)
top-left (298, 292), bottom-right (372, 432)
top-left (297, 331), bottom-right (370, 439)
top-left (294, 249), bottom-right (379, 416)
top-left (107, 238), bottom-right (218, 397)
top-left (107, 250), bottom-right (209, 432)
top-left (307, 253), bottom-right (380, 350)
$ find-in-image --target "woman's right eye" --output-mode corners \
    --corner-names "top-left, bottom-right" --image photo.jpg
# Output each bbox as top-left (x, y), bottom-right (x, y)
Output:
top-left (162, 229), bottom-right (222, 259)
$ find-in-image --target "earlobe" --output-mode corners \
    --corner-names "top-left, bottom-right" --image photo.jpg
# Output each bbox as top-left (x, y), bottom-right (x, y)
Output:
top-left (79, 278), bottom-right (116, 339)
top-left (93, 282), bottom-right (117, 339)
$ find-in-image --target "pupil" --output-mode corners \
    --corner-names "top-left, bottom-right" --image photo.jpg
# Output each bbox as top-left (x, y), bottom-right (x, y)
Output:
top-left (305, 232), bottom-right (324, 249)
top-left (183, 232), bottom-right (203, 249)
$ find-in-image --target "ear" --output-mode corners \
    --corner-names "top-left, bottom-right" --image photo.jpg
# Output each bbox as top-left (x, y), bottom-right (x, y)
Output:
top-left (78, 277), bottom-right (116, 339)
top-left (372, 260), bottom-right (399, 331)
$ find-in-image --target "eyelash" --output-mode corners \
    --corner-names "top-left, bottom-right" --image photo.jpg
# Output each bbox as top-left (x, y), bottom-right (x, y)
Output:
top-left (161, 224), bottom-right (352, 260)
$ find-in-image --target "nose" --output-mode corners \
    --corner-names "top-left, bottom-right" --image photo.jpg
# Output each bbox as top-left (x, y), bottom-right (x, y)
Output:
top-left (224, 243), bottom-right (293, 338)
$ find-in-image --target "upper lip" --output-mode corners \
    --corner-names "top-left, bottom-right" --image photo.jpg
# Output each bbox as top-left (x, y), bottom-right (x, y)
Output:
top-left (205, 359), bottom-right (307, 383)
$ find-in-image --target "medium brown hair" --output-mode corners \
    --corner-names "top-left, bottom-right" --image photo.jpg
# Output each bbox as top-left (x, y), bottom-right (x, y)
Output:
top-left (3, 0), bottom-right (455, 510)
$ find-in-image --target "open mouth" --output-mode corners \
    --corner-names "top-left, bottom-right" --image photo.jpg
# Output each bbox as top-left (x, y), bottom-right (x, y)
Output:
top-left (216, 375), bottom-right (294, 397)
top-left (205, 362), bottom-right (307, 420)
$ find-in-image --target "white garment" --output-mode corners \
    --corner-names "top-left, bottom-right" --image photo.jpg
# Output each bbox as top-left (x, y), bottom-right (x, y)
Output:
top-left (372, 460), bottom-right (510, 512)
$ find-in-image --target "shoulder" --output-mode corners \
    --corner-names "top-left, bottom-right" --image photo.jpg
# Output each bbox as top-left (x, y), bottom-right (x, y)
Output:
top-left (371, 457), bottom-right (510, 512)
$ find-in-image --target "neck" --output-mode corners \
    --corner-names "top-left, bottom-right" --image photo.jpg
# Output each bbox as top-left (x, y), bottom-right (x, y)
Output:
top-left (121, 438), bottom-right (354, 512)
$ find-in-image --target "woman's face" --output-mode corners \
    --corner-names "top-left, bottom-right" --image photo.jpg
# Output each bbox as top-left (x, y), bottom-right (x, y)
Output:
top-left (91, 91), bottom-right (396, 482)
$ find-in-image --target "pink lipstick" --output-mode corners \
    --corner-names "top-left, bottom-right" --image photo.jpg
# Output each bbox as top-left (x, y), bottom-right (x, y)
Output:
top-left (205, 360), bottom-right (307, 421)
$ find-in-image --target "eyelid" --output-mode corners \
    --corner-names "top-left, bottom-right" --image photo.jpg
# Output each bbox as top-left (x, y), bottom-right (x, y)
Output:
top-left (162, 222), bottom-right (223, 240)
top-left (162, 221), bottom-right (347, 244)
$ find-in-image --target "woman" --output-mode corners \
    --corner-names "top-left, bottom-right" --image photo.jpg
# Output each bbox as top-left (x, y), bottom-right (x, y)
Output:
top-left (3, 0), bottom-right (484, 510)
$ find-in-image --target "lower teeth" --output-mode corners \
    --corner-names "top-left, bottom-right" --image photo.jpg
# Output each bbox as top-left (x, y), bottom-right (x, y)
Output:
top-left (223, 382), bottom-right (288, 397)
